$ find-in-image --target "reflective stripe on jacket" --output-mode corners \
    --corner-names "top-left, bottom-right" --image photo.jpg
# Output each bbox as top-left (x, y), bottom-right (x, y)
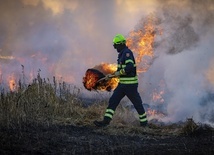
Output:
top-left (117, 47), bottom-right (138, 84)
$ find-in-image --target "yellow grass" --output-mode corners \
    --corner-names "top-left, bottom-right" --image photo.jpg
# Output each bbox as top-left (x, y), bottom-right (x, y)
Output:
top-left (0, 76), bottom-right (211, 137)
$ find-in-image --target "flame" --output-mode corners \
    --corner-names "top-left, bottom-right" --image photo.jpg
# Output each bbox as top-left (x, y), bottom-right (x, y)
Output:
top-left (92, 63), bottom-right (119, 91)
top-left (0, 51), bottom-right (53, 92)
top-left (8, 74), bottom-right (16, 92)
top-left (152, 89), bottom-right (165, 103)
top-left (83, 63), bottom-right (119, 91)
top-left (0, 64), bottom-right (17, 92)
top-left (83, 15), bottom-right (162, 91)
top-left (83, 69), bottom-right (103, 91)
top-left (147, 108), bottom-right (166, 119)
top-left (98, 77), bottom-right (118, 91)
top-left (0, 55), bottom-right (15, 60)
top-left (127, 14), bottom-right (162, 72)
top-left (93, 63), bottom-right (117, 75)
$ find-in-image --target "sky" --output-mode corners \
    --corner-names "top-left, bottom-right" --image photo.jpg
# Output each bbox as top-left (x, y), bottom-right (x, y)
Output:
top-left (0, 0), bottom-right (214, 125)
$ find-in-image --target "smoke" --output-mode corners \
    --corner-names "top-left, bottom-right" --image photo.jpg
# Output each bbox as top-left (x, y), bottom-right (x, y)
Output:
top-left (140, 0), bottom-right (214, 125)
top-left (0, 0), bottom-right (214, 125)
top-left (0, 0), bottom-right (158, 92)
top-left (0, 0), bottom-right (155, 83)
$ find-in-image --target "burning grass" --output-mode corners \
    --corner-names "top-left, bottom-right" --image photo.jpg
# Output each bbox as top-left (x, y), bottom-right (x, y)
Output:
top-left (0, 75), bottom-right (214, 154)
top-left (0, 74), bottom-right (213, 135)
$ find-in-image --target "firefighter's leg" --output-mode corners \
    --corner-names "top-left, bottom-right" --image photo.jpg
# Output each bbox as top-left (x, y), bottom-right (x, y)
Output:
top-left (94, 84), bottom-right (125, 127)
top-left (125, 84), bottom-right (148, 126)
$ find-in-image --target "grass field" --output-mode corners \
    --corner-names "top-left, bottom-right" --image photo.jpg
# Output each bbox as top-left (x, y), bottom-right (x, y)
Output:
top-left (0, 75), bottom-right (213, 154)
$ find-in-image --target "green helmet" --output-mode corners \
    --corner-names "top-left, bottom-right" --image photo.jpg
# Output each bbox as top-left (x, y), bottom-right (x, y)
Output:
top-left (113, 34), bottom-right (126, 44)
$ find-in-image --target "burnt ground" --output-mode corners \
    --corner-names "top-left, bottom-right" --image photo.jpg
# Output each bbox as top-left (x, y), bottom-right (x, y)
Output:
top-left (0, 123), bottom-right (213, 155)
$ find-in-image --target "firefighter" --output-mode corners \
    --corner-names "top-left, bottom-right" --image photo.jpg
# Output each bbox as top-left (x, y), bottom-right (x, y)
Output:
top-left (94, 34), bottom-right (148, 127)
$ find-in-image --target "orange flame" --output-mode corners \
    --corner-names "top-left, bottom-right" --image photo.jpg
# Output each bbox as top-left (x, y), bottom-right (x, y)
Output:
top-left (83, 15), bottom-right (162, 91)
top-left (93, 63), bottom-right (119, 91)
top-left (94, 63), bottom-right (117, 75)
top-left (152, 89), bottom-right (165, 103)
top-left (147, 108), bottom-right (166, 118)
top-left (83, 63), bottom-right (119, 91)
top-left (151, 79), bottom-right (166, 103)
top-left (0, 55), bottom-right (15, 60)
top-left (127, 14), bottom-right (162, 72)
top-left (8, 75), bottom-right (16, 92)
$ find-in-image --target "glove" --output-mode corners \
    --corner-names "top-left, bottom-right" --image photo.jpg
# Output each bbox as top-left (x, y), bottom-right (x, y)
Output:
top-left (114, 71), bottom-right (120, 76)
top-left (114, 69), bottom-right (125, 76)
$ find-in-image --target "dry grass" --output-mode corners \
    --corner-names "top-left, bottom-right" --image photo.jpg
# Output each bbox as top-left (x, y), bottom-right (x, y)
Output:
top-left (0, 74), bottom-right (212, 137)
top-left (180, 118), bottom-right (198, 135)
top-left (0, 74), bottom-right (112, 129)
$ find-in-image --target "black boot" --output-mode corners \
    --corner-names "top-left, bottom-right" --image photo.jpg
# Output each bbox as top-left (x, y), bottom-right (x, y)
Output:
top-left (94, 117), bottom-right (111, 127)
top-left (140, 120), bottom-right (148, 127)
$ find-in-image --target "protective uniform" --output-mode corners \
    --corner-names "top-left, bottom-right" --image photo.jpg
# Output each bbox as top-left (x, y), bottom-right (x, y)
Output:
top-left (94, 34), bottom-right (148, 127)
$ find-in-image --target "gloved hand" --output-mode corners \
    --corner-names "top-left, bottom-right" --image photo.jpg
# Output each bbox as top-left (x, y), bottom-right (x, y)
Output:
top-left (114, 71), bottom-right (121, 76)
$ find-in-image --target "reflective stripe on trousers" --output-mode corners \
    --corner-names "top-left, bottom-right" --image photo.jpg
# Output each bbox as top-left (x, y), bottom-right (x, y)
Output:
top-left (139, 112), bottom-right (147, 123)
top-left (104, 108), bottom-right (115, 119)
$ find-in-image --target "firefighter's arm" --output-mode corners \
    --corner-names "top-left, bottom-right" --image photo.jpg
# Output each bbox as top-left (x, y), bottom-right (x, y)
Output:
top-left (124, 61), bottom-right (134, 73)
top-left (122, 51), bottom-right (135, 74)
top-left (113, 60), bottom-right (134, 76)
top-left (114, 69), bottom-right (125, 76)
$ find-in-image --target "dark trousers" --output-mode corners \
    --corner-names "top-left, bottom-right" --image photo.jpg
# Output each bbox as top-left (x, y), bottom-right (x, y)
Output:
top-left (107, 83), bottom-right (146, 115)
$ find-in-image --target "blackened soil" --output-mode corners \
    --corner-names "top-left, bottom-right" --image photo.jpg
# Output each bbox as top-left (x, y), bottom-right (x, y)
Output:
top-left (0, 123), bottom-right (213, 155)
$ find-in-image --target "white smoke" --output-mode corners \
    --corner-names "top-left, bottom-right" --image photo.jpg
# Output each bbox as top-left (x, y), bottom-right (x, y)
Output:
top-left (0, 0), bottom-right (155, 85)
top-left (140, 0), bottom-right (214, 126)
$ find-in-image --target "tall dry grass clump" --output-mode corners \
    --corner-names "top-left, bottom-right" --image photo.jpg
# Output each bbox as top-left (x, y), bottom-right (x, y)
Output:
top-left (0, 71), bottom-right (110, 129)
